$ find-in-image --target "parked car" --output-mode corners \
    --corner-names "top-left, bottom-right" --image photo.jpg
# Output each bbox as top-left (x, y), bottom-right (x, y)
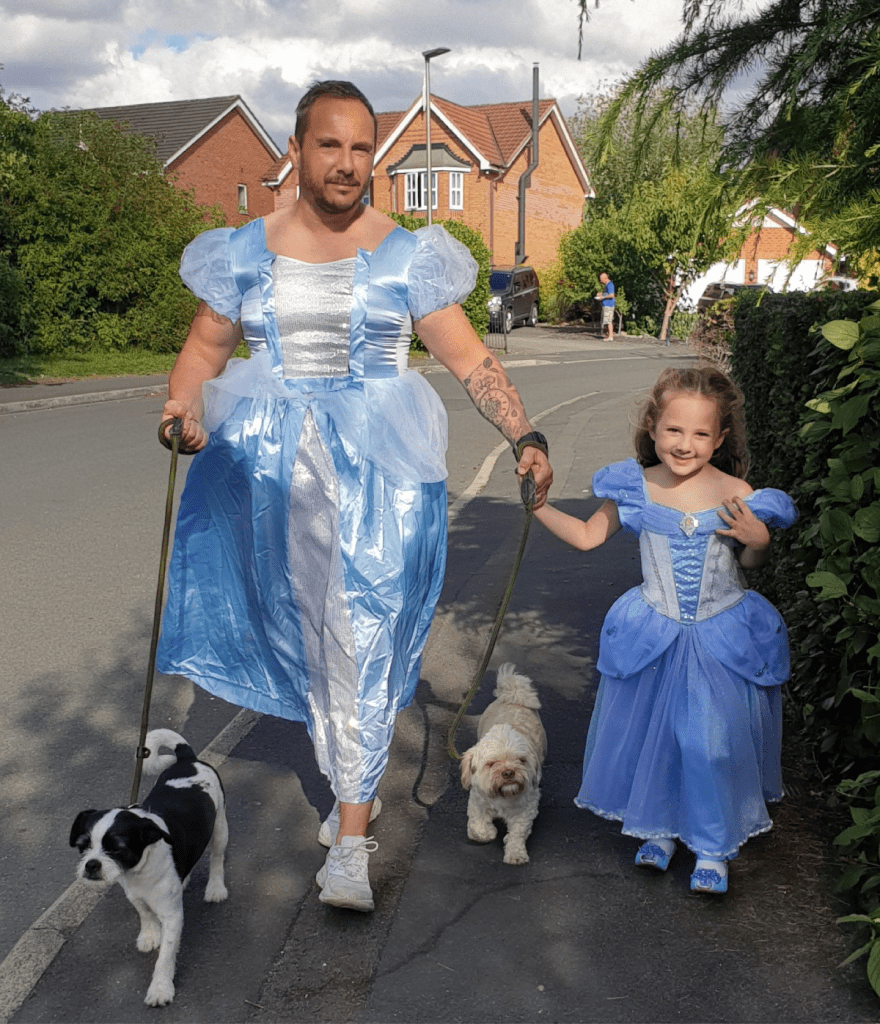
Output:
top-left (487, 265), bottom-right (539, 333)
top-left (696, 282), bottom-right (769, 313)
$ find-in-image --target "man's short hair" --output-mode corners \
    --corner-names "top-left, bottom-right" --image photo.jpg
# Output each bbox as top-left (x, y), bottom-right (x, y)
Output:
top-left (294, 81), bottom-right (377, 144)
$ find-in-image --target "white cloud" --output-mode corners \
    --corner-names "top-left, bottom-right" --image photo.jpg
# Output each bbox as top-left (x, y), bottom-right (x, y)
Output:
top-left (1, 0), bottom-right (703, 144)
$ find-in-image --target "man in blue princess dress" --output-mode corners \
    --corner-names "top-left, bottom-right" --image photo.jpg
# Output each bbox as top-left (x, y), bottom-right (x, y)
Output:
top-left (157, 81), bottom-right (553, 912)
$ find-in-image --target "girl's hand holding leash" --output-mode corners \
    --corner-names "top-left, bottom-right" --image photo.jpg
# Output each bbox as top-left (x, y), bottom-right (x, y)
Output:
top-left (716, 496), bottom-right (770, 568)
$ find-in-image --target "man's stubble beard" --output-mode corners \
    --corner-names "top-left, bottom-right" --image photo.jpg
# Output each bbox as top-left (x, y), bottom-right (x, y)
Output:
top-left (300, 167), bottom-right (370, 216)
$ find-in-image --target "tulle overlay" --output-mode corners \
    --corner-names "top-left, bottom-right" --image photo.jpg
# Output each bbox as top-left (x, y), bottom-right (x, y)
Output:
top-left (576, 459), bottom-right (798, 859)
top-left (157, 221), bottom-right (476, 802)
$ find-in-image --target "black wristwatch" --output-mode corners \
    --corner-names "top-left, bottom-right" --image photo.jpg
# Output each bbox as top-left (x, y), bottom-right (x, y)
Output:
top-left (513, 431), bottom-right (549, 461)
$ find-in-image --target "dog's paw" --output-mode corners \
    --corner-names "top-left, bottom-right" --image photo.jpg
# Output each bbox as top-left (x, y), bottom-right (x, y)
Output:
top-left (204, 879), bottom-right (228, 903)
top-left (467, 823), bottom-right (498, 843)
top-left (136, 923), bottom-right (162, 952)
top-left (503, 846), bottom-right (530, 865)
top-left (144, 976), bottom-right (175, 1006)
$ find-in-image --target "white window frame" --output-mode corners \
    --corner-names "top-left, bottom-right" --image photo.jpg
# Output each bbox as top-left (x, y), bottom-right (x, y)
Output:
top-left (404, 171), bottom-right (437, 211)
top-left (449, 171), bottom-right (463, 210)
top-left (237, 184), bottom-right (248, 214)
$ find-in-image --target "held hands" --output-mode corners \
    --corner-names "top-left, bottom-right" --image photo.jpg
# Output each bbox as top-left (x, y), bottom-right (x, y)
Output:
top-left (161, 399), bottom-right (208, 453)
top-left (516, 447), bottom-right (552, 510)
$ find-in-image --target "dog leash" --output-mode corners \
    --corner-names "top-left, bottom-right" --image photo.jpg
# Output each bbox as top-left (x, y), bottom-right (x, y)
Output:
top-left (446, 463), bottom-right (539, 762)
top-left (129, 418), bottom-right (196, 804)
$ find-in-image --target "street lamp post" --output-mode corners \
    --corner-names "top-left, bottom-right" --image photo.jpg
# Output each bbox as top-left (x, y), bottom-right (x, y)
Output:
top-left (422, 47), bottom-right (450, 226)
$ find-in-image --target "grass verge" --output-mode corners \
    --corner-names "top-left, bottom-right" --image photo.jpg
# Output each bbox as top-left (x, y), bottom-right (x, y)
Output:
top-left (0, 351), bottom-right (180, 387)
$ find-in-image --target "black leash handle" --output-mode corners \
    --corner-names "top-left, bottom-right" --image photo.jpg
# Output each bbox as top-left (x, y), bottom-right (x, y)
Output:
top-left (446, 469), bottom-right (536, 761)
top-left (130, 418), bottom-right (185, 804)
top-left (158, 417), bottom-right (200, 455)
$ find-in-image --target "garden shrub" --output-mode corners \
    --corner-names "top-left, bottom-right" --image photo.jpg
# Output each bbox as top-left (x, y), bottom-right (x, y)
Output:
top-left (728, 290), bottom-right (880, 994)
top-left (2, 109), bottom-right (222, 357)
top-left (689, 298), bottom-right (735, 371)
top-left (536, 261), bottom-right (572, 324)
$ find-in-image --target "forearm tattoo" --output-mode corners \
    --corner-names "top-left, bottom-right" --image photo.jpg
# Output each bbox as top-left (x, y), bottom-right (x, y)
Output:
top-left (462, 355), bottom-right (527, 445)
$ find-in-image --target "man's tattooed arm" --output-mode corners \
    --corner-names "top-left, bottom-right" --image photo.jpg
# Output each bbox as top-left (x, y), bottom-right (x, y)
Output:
top-left (461, 353), bottom-right (530, 446)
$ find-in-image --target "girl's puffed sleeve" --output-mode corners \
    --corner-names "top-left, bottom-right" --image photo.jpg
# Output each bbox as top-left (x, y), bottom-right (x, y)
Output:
top-left (592, 458), bottom-right (645, 534)
top-left (179, 227), bottom-right (242, 323)
top-left (746, 488), bottom-right (799, 529)
top-left (407, 225), bottom-right (478, 322)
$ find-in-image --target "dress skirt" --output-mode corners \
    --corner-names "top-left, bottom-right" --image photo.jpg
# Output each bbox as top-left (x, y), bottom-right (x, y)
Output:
top-left (157, 354), bottom-right (448, 802)
top-left (576, 595), bottom-right (785, 860)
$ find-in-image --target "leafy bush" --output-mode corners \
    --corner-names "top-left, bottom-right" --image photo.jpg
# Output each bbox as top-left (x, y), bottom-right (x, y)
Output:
top-left (689, 298), bottom-right (735, 371)
top-left (668, 308), bottom-right (698, 340)
top-left (536, 261), bottom-right (573, 324)
top-left (1, 105), bottom-right (223, 357)
top-left (728, 291), bottom-right (880, 994)
top-left (732, 291), bottom-right (878, 735)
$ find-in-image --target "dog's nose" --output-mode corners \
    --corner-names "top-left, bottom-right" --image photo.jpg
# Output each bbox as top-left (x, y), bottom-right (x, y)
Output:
top-left (84, 860), bottom-right (102, 879)
top-left (502, 769), bottom-right (514, 779)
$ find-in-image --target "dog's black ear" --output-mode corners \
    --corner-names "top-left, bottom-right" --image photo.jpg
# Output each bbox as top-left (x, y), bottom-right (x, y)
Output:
top-left (133, 817), bottom-right (171, 848)
top-left (70, 810), bottom-right (100, 847)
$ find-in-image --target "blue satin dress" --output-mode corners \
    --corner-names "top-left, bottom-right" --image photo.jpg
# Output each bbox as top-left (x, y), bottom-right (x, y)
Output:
top-left (156, 220), bottom-right (477, 802)
top-left (576, 459), bottom-right (798, 859)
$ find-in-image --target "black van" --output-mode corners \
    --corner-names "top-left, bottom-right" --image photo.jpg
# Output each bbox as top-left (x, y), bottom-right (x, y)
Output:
top-left (487, 265), bottom-right (539, 333)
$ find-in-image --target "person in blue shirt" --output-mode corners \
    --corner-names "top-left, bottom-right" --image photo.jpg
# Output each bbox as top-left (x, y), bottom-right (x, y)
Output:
top-left (596, 272), bottom-right (615, 339)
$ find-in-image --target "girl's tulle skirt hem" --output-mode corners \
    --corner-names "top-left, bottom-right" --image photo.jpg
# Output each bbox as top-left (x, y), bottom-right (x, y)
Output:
top-left (576, 622), bottom-right (785, 861)
top-left (573, 797), bottom-right (778, 860)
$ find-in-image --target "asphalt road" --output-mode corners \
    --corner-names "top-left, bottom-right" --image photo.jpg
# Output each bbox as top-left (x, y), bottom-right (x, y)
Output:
top-left (1, 328), bottom-right (877, 1023)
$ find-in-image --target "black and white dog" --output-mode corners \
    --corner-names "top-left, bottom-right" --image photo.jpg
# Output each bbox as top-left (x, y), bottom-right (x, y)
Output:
top-left (70, 729), bottom-right (228, 1007)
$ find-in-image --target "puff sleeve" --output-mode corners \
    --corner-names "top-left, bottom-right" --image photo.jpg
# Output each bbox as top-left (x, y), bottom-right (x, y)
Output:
top-left (179, 227), bottom-right (242, 324)
top-left (407, 225), bottom-right (478, 321)
top-left (746, 488), bottom-right (798, 530)
top-left (592, 458), bottom-right (646, 535)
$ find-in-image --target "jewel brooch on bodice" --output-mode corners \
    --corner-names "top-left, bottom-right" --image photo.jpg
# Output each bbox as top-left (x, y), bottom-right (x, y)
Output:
top-left (679, 513), bottom-right (699, 537)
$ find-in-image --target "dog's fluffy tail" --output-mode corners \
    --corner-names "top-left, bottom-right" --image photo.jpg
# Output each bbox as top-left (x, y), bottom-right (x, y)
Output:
top-left (493, 663), bottom-right (541, 709)
top-left (143, 728), bottom-right (198, 776)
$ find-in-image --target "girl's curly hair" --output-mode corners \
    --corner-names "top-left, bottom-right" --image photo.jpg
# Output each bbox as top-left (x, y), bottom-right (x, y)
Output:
top-left (633, 367), bottom-right (750, 479)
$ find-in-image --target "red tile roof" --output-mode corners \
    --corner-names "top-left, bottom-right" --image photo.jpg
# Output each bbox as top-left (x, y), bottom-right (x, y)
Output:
top-left (429, 96), bottom-right (556, 167)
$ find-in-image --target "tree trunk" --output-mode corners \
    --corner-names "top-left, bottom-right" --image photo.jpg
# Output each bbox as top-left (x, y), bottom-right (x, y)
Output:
top-left (659, 276), bottom-right (685, 343)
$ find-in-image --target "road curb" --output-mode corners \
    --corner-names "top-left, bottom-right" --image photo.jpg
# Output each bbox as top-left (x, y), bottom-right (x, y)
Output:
top-left (0, 384), bottom-right (168, 415)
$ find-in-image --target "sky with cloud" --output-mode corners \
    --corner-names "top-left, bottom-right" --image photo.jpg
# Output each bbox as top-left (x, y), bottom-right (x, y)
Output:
top-left (4, 0), bottom-right (740, 149)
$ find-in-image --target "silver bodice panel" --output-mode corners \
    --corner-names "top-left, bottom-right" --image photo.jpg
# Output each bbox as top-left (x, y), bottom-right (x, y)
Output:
top-left (639, 531), bottom-right (747, 623)
top-left (274, 256), bottom-right (355, 378)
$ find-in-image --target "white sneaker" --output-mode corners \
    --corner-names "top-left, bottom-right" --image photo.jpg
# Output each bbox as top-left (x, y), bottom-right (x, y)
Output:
top-left (317, 797), bottom-right (382, 847)
top-left (316, 835), bottom-right (378, 912)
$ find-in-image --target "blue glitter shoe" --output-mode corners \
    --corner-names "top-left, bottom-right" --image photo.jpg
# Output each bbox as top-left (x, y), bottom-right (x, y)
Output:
top-left (690, 867), bottom-right (728, 894)
top-left (635, 841), bottom-right (675, 872)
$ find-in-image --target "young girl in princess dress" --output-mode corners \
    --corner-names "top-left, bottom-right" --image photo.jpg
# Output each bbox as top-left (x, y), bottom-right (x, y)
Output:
top-left (535, 367), bottom-right (798, 893)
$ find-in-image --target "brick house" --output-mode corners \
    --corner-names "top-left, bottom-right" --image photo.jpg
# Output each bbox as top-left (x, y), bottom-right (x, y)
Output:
top-left (85, 96), bottom-right (282, 225)
top-left (263, 94), bottom-right (593, 269)
top-left (686, 206), bottom-right (837, 303)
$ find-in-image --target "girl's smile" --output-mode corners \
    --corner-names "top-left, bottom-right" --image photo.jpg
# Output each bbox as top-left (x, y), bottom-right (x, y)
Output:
top-left (649, 392), bottom-right (728, 482)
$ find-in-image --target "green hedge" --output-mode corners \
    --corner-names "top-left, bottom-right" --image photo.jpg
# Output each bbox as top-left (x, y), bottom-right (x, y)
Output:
top-left (1, 109), bottom-right (222, 357)
top-left (732, 289), bottom-right (880, 748)
top-left (729, 289), bottom-right (880, 992)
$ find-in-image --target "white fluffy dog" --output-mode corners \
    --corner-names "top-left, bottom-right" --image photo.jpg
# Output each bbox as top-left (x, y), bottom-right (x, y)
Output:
top-left (460, 663), bottom-right (546, 864)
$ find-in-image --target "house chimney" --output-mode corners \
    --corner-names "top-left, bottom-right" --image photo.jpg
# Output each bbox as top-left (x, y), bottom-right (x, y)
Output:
top-left (515, 64), bottom-right (540, 266)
